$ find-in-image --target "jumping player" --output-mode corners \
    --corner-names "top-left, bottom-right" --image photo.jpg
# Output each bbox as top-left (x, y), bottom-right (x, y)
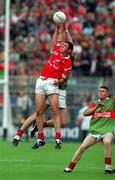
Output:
top-left (12, 23), bottom-right (73, 150)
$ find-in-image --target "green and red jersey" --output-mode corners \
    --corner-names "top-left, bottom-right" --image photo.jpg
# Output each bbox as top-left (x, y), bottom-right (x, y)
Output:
top-left (88, 98), bottom-right (115, 135)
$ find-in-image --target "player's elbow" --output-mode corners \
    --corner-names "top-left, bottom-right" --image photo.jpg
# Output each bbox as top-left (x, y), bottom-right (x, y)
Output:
top-left (83, 111), bottom-right (88, 116)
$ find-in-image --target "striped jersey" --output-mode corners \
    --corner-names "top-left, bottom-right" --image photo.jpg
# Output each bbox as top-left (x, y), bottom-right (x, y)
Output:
top-left (88, 98), bottom-right (115, 135)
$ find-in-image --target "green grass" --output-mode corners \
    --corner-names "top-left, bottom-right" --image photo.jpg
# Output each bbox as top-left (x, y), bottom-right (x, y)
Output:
top-left (0, 140), bottom-right (115, 180)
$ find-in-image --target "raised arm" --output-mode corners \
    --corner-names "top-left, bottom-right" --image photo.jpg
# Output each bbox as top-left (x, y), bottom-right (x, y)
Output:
top-left (50, 24), bottom-right (66, 52)
top-left (50, 24), bottom-right (59, 52)
top-left (64, 23), bottom-right (73, 43)
top-left (57, 24), bottom-right (65, 41)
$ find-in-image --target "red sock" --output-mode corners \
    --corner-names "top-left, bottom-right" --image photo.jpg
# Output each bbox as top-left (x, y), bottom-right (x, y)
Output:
top-left (16, 129), bottom-right (23, 137)
top-left (68, 161), bottom-right (76, 170)
top-left (55, 131), bottom-right (61, 140)
top-left (38, 131), bottom-right (44, 141)
top-left (105, 157), bottom-right (111, 165)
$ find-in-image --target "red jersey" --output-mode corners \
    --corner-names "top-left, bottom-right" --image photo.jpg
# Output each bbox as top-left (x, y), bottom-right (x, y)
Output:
top-left (40, 41), bottom-right (72, 79)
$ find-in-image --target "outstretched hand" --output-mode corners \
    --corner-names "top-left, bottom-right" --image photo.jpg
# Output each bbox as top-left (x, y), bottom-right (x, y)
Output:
top-left (58, 24), bottom-right (65, 34)
top-left (64, 22), bottom-right (69, 30)
top-left (55, 22), bottom-right (69, 32)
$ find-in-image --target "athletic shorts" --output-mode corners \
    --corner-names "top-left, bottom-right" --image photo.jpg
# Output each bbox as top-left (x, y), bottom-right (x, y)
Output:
top-left (35, 76), bottom-right (59, 95)
top-left (46, 89), bottom-right (66, 109)
top-left (88, 132), bottom-right (113, 141)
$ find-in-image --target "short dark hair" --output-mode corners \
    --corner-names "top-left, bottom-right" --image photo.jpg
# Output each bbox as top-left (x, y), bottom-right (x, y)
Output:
top-left (99, 86), bottom-right (109, 91)
top-left (66, 41), bottom-right (73, 50)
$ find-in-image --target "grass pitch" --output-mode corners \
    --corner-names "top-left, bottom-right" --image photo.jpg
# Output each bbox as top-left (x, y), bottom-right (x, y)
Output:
top-left (0, 140), bottom-right (115, 180)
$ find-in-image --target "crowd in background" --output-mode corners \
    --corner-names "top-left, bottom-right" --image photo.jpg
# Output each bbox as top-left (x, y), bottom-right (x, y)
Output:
top-left (0, 0), bottom-right (115, 78)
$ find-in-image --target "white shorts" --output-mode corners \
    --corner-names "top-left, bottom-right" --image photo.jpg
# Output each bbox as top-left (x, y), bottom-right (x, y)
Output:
top-left (35, 76), bottom-right (59, 95)
top-left (46, 89), bottom-right (66, 109)
top-left (88, 132), bottom-right (113, 141)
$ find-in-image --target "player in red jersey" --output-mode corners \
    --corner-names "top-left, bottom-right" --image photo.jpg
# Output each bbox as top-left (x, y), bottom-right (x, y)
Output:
top-left (64, 86), bottom-right (115, 174)
top-left (32, 24), bottom-right (73, 149)
top-left (12, 23), bottom-right (73, 149)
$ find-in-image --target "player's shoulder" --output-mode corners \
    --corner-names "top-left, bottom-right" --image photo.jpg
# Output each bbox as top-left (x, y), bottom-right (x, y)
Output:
top-left (91, 100), bottom-right (98, 105)
top-left (88, 100), bottom-right (97, 108)
top-left (108, 97), bottom-right (115, 101)
top-left (111, 98), bottom-right (115, 103)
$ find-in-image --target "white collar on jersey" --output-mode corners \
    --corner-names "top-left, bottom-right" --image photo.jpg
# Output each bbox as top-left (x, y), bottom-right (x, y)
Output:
top-left (98, 97), bottom-right (109, 102)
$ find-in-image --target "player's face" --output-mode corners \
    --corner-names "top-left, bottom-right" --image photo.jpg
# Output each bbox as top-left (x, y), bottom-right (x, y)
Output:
top-left (98, 88), bottom-right (108, 100)
top-left (60, 42), bottom-right (70, 54)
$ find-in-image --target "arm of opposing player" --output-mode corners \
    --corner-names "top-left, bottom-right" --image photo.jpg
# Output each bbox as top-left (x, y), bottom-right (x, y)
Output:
top-left (83, 101), bottom-right (104, 116)
top-left (84, 106), bottom-right (98, 116)
top-left (53, 72), bottom-right (71, 86)
top-left (61, 58), bottom-right (72, 82)
top-left (59, 68), bottom-right (72, 84)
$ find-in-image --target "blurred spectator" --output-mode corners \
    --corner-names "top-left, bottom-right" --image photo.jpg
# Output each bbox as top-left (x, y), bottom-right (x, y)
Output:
top-left (16, 92), bottom-right (32, 120)
top-left (80, 49), bottom-right (91, 76)
top-left (16, 91), bottom-right (32, 140)
top-left (76, 102), bottom-right (91, 142)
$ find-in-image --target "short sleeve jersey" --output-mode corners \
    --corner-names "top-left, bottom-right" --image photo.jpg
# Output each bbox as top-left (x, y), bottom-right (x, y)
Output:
top-left (40, 41), bottom-right (72, 79)
top-left (88, 98), bottom-right (115, 135)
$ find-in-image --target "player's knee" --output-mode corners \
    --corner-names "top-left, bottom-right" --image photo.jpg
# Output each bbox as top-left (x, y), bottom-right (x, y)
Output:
top-left (51, 107), bottom-right (59, 114)
top-left (104, 140), bottom-right (111, 147)
top-left (36, 109), bottom-right (44, 116)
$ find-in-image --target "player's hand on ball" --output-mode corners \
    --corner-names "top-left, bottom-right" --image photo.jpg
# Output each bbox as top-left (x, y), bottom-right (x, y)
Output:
top-left (58, 24), bottom-right (65, 34)
top-left (64, 22), bottom-right (69, 30)
top-left (53, 11), bottom-right (66, 24)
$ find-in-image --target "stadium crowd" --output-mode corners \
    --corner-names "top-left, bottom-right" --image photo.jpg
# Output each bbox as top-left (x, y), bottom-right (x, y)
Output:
top-left (0, 0), bottom-right (115, 78)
